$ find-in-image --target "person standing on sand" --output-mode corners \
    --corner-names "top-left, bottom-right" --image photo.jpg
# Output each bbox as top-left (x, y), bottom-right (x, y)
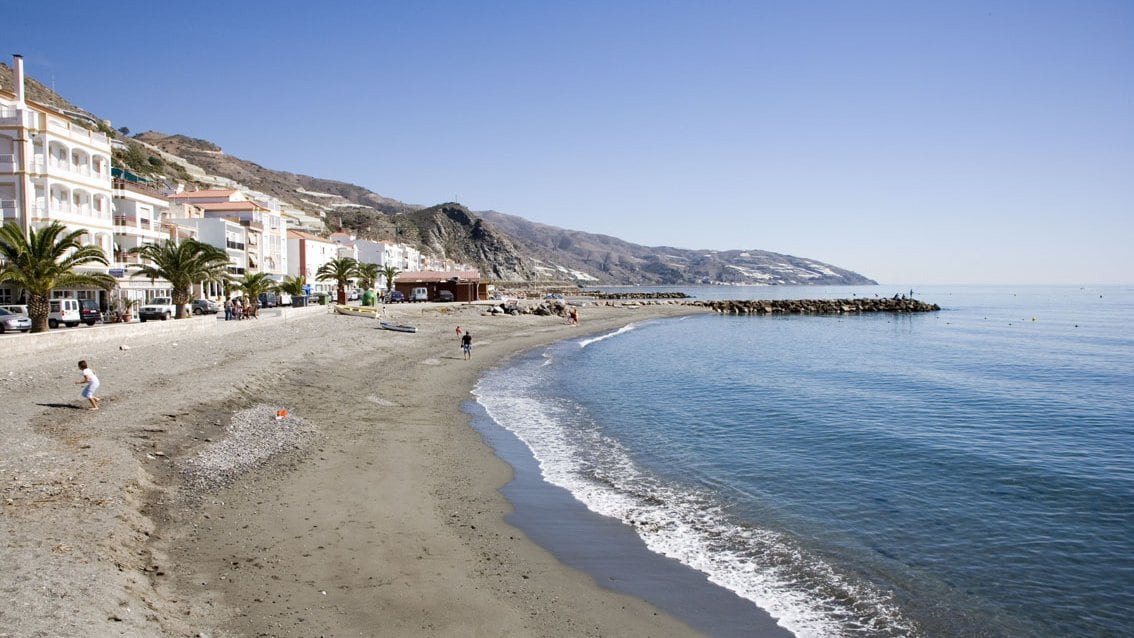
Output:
top-left (461, 332), bottom-right (472, 360)
top-left (76, 360), bottom-right (100, 410)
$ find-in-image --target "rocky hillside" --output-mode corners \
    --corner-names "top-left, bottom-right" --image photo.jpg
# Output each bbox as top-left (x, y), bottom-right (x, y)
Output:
top-left (132, 132), bottom-right (417, 218)
top-left (478, 210), bottom-right (876, 286)
top-left (3, 66), bottom-right (877, 286)
top-left (399, 203), bottom-right (536, 281)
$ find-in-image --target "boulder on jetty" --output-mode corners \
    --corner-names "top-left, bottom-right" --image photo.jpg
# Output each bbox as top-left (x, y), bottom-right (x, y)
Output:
top-left (693, 298), bottom-right (940, 315)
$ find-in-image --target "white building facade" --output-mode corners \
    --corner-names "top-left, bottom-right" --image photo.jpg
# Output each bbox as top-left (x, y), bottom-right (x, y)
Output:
top-left (1, 54), bottom-right (114, 306)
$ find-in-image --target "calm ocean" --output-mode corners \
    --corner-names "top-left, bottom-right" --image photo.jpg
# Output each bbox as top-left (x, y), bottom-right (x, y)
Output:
top-left (470, 285), bottom-right (1133, 637)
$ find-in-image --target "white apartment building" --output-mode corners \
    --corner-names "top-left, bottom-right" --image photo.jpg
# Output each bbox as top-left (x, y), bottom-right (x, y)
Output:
top-left (110, 175), bottom-right (188, 306)
top-left (177, 216), bottom-right (247, 298)
top-left (1, 55), bottom-right (116, 307)
top-left (168, 189), bottom-right (287, 281)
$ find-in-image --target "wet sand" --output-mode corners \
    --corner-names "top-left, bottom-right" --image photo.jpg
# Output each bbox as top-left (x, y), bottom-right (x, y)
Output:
top-left (0, 300), bottom-right (787, 637)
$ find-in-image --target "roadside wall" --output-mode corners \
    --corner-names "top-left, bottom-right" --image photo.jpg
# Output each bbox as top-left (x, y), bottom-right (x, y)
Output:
top-left (1, 304), bottom-right (327, 358)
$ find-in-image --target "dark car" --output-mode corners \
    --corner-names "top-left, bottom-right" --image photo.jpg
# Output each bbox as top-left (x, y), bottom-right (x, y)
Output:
top-left (436, 290), bottom-right (455, 302)
top-left (387, 291), bottom-right (405, 303)
top-left (79, 299), bottom-right (102, 326)
top-left (258, 292), bottom-right (279, 308)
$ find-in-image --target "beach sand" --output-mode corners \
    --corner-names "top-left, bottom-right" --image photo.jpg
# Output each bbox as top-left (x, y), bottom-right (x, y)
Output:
top-left (0, 299), bottom-right (776, 637)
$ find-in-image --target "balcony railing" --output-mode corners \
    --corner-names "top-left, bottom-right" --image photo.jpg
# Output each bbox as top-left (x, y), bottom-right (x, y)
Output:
top-left (46, 117), bottom-right (109, 145)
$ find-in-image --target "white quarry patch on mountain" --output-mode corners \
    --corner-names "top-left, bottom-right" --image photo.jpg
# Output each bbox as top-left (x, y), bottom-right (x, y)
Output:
top-left (726, 264), bottom-right (774, 279)
top-left (801, 261), bottom-right (839, 277)
top-left (330, 201), bottom-right (375, 210)
top-left (552, 264), bottom-right (600, 282)
top-left (295, 188), bottom-right (343, 199)
top-left (769, 262), bottom-right (804, 273)
top-left (297, 198), bottom-right (333, 212)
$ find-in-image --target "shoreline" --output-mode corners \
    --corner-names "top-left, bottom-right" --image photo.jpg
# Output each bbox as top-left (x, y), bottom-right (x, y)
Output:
top-left (3, 300), bottom-right (793, 636)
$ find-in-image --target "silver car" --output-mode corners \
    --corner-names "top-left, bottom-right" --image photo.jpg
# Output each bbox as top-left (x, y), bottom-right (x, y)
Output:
top-left (0, 307), bottom-right (32, 333)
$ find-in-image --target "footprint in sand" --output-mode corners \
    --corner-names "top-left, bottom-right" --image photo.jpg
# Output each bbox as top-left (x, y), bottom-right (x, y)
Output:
top-left (422, 358), bottom-right (441, 365)
top-left (366, 395), bottom-right (395, 407)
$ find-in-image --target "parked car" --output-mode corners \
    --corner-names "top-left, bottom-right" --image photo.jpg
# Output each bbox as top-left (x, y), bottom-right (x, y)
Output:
top-left (192, 299), bottom-right (221, 315)
top-left (48, 298), bottom-right (81, 328)
top-left (79, 299), bottom-right (102, 325)
top-left (410, 287), bottom-right (429, 302)
top-left (258, 292), bottom-right (279, 308)
top-left (0, 304), bottom-right (29, 316)
top-left (544, 293), bottom-right (565, 301)
top-left (347, 289), bottom-right (360, 301)
top-left (387, 291), bottom-right (405, 303)
top-left (138, 297), bottom-right (175, 322)
top-left (0, 307), bottom-right (32, 333)
top-left (436, 290), bottom-right (455, 302)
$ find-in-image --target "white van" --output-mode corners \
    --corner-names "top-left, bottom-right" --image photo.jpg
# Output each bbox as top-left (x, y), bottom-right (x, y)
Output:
top-left (48, 298), bottom-right (81, 328)
top-left (410, 287), bottom-right (429, 302)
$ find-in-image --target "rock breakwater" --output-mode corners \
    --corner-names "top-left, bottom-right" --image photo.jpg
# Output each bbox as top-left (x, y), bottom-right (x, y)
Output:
top-left (692, 298), bottom-right (940, 315)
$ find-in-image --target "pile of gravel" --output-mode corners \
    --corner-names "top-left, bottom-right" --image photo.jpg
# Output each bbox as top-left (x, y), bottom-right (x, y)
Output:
top-left (178, 404), bottom-right (316, 492)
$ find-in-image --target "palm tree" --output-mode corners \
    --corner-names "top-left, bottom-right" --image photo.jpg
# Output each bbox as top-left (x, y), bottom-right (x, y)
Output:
top-left (381, 264), bottom-right (401, 296)
top-left (316, 257), bottom-right (357, 305)
top-left (231, 272), bottom-right (277, 316)
top-left (277, 274), bottom-right (306, 298)
top-left (0, 222), bottom-right (116, 333)
top-left (129, 239), bottom-right (231, 319)
top-left (355, 262), bottom-right (380, 292)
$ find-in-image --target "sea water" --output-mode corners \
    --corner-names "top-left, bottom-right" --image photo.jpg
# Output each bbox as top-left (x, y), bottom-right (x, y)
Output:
top-left (470, 285), bottom-right (1133, 637)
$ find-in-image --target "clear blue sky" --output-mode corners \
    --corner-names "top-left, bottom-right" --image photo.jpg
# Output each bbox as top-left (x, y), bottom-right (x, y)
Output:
top-left (9, 1), bottom-right (1132, 284)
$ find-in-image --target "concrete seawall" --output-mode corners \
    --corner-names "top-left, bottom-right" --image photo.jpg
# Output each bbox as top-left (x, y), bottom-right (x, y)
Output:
top-left (0, 304), bottom-right (329, 357)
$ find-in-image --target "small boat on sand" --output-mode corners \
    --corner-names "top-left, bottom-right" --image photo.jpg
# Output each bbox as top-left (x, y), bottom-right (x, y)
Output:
top-left (379, 321), bottom-right (417, 333)
top-left (334, 304), bottom-right (380, 318)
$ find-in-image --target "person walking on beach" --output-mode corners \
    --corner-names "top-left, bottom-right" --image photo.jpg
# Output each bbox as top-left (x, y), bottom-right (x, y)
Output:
top-left (76, 360), bottom-right (100, 410)
top-left (224, 297), bottom-right (233, 321)
top-left (461, 332), bottom-right (472, 360)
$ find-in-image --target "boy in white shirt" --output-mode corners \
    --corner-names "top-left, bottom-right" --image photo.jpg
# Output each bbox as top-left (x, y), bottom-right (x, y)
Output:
top-left (76, 360), bottom-right (100, 410)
